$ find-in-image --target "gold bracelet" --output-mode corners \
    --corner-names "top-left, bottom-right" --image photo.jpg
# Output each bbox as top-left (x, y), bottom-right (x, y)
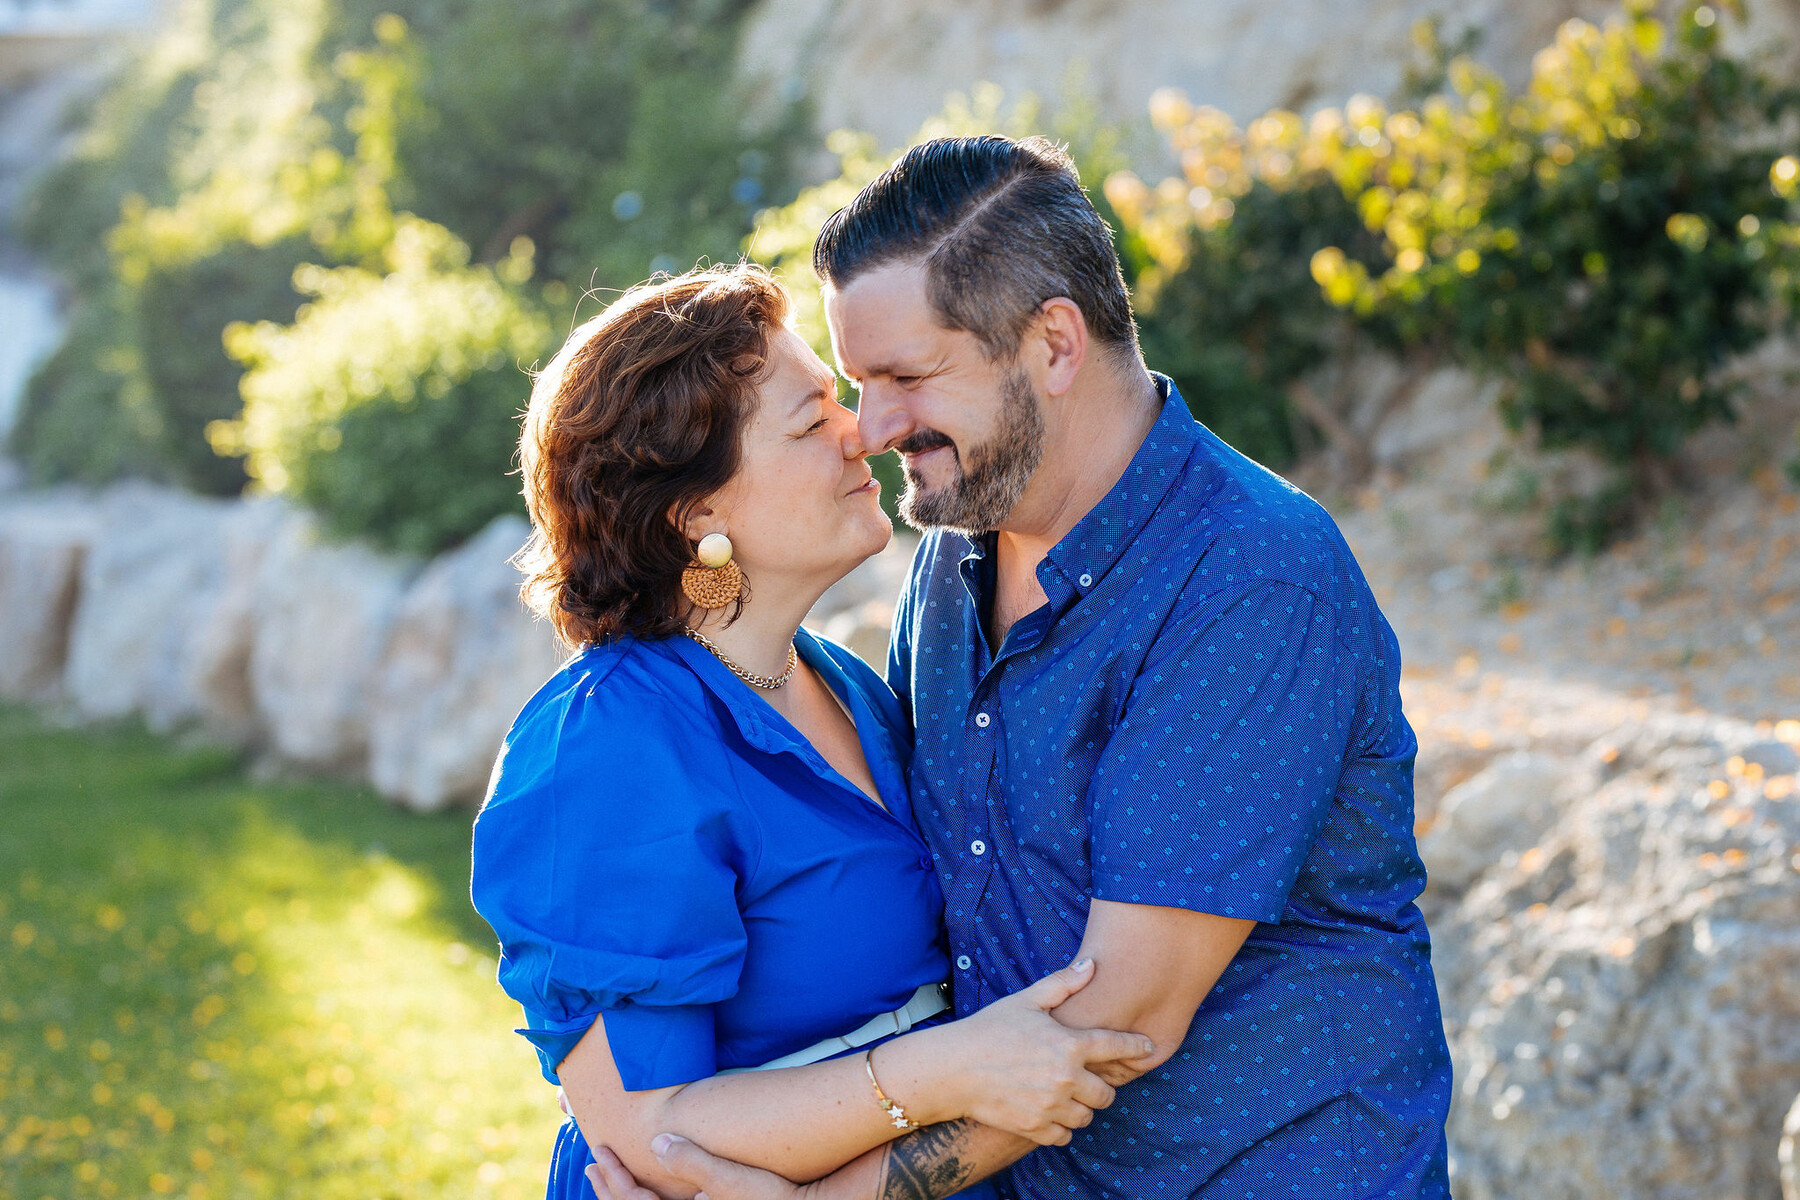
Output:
top-left (864, 1047), bottom-right (920, 1131)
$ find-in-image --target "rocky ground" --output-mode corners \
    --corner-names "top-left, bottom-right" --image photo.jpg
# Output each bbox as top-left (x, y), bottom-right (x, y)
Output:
top-left (1319, 359), bottom-right (1800, 1199)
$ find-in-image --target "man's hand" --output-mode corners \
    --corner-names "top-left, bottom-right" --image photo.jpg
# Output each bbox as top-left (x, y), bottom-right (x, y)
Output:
top-left (587, 1135), bottom-right (805, 1200)
top-left (906, 958), bottom-right (1149, 1144)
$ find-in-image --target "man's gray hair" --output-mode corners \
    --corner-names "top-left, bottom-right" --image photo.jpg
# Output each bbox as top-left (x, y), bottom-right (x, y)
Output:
top-left (813, 135), bottom-right (1139, 362)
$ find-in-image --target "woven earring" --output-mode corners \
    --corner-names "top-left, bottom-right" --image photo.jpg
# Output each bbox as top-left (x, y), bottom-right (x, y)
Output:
top-left (681, 532), bottom-right (743, 609)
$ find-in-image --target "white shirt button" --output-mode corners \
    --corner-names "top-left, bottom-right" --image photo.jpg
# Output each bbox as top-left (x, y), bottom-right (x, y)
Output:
top-left (955, 955), bottom-right (973, 971)
top-left (970, 839), bottom-right (987, 856)
top-left (974, 711), bottom-right (991, 728)
top-left (1078, 573), bottom-right (1094, 588)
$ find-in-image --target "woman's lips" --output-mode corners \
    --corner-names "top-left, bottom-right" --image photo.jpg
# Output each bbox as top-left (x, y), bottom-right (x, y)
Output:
top-left (846, 476), bottom-right (880, 497)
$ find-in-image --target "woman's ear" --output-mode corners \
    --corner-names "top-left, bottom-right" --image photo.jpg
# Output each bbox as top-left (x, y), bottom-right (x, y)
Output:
top-left (672, 499), bottom-right (719, 547)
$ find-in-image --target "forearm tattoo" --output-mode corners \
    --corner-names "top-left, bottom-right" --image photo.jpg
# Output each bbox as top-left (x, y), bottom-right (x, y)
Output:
top-left (876, 1119), bottom-right (979, 1200)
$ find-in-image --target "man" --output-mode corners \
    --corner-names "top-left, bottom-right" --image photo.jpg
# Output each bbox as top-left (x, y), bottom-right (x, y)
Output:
top-left (590, 135), bottom-right (1453, 1200)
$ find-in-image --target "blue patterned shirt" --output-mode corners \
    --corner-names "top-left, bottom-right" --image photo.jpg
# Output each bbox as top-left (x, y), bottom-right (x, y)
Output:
top-left (887, 376), bottom-right (1452, 1200)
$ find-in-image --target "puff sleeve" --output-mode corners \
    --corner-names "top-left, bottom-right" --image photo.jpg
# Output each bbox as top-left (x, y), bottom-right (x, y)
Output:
top-left (471, 672), bottom-right (758, 1090)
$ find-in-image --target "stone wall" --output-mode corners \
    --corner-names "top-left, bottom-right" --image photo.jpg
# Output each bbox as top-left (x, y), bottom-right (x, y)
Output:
top-left (0, 480), bottom-right (908, 811)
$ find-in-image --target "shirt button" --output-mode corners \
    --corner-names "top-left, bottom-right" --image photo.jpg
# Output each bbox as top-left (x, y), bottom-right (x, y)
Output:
top-left (974, 712), bottom-right (991, 728)
top-left (956, 955), bottom-right (973, 971)
top-left (970, 839), bottom-right (987, 856)
top-left (1078, 573), bottom-right (1094, 588)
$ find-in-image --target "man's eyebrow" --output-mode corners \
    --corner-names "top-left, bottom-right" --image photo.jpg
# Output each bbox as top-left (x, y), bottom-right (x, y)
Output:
top-left (857, 357), bottom-right (927, 379)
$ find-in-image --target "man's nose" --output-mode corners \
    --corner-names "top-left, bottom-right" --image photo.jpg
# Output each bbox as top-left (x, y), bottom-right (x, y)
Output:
top-left (855, 382), bottom-right (916, 456)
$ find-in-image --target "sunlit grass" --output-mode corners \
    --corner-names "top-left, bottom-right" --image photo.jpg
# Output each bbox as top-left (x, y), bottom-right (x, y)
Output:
top-left (0, 708), bottom-right (560, 1199)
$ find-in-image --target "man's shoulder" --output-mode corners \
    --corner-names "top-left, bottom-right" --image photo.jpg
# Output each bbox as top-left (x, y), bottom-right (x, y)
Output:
top-left (1169, 429), bottom-right (1360, 600)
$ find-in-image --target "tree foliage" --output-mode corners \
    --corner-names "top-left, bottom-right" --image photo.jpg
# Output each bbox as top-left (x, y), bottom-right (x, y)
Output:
top-left (218, 219), bottom-right (550, 555)
top-left (1109, 0), bottom-right (1800, 547)
top-left (13, 0), bottom-right (798, 548)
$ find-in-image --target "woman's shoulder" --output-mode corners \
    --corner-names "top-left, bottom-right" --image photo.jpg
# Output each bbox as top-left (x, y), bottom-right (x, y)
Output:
top-left (484, 636), bottom-right (731, 814)
top-left (522, 636), bottom-right (714, 729)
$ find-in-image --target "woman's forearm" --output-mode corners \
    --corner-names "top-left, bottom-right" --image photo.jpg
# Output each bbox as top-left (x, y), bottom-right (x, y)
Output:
top-left (564, 960), bottom-right (1138, 1197)
top-left (562, 1015), bottom-right (970, 1197)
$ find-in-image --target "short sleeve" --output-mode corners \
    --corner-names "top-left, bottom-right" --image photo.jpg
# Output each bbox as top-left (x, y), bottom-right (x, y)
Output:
top-left (471, 678), bottom-right (754, 1089)
top-left (1090, 581), bottom-right (1355, 923)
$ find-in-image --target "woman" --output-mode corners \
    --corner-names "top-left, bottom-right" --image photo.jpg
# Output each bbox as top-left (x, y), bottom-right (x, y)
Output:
top-left (471, 264), bottom-right (1149, 1200)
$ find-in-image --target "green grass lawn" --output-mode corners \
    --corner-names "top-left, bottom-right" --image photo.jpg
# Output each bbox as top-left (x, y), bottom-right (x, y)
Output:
top-left (0, 707), bottom-right (562, 1199)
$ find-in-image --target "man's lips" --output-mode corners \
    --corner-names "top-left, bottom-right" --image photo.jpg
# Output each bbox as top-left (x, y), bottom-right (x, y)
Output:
top-left (896, 432), bottom-right (953, 457)
top-left (899, 442), bottom-right (954, 468)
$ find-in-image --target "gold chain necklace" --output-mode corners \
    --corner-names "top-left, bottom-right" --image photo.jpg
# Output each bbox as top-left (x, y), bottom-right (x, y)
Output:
top-left (684, 627), bottom-right (798, 690)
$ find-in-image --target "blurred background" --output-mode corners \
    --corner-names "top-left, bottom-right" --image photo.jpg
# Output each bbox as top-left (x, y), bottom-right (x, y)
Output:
top-left (2, 0), bottom-right (1800, 1197)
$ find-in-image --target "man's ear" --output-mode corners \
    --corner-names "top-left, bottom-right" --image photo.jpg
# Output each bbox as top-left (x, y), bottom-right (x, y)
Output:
top-left (1034, 297), bottom-right (1088, 398)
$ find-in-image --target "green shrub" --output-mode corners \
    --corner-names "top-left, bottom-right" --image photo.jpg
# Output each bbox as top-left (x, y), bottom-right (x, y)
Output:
top-left (1343, 5), bottom-right (1795, 473)
top-left (13, 0), bottom-right (411, 493)
top-left (1118, 0), bottom-right (1800, 547)
top-left (220, 220), bottom-right (551, 555)
top-left (1119, 171), bottom-right (1391, 470)
top-left (388, 0), bottom-right (795, 289)
top-left (9, 304), bottom-right (159, 487)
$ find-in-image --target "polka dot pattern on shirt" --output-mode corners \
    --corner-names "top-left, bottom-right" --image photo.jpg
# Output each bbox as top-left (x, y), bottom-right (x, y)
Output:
top-left (886, 377), bottom-right (1452, 1200)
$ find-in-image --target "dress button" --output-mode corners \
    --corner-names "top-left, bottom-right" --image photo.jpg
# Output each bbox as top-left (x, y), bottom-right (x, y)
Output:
top-left (974, 712), bottom-right (991, 728)
top-left (955, 955), bottom-right (973, 971)
top-left (970, 839), bottom-right (987, 856)
top-left (1078, 573), bottom-right (1094, 588)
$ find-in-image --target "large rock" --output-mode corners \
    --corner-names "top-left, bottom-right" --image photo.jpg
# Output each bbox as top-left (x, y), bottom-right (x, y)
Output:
top-left (367, 516), bottom-right (564, 811)
top-left (1418, 751), bottom-right (1576, 893)
top-left (60, 484), bottom-right (284, 740)
top-left (249, 513), bottom-right (415, 771)
top-left (0, 490), bottom-right (98, 700)
top-left (1434, 715), bottom-right (1800, 1200)
top-left (740, 0), bottom-right (1800, 152)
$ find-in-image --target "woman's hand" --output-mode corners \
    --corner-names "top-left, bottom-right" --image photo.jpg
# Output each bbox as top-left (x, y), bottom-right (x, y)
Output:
top-left (900, 958), bottom-right (1152, 1146)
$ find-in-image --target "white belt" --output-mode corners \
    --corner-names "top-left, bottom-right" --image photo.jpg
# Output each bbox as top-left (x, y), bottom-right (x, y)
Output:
top-left (718, 982), bottom-right (951, 1074)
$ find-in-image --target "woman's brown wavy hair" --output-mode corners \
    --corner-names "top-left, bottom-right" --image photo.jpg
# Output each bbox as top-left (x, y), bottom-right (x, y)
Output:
top-left (516, 264), bottom-right (790, 648)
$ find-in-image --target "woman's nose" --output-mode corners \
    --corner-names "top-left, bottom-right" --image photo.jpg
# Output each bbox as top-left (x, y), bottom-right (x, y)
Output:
top-left (835, 405), bottom-right (870, 459)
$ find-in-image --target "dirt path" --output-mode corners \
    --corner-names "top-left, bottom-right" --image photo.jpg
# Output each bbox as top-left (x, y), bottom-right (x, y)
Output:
top-left (1338, 453), bottom-right (1800, 824)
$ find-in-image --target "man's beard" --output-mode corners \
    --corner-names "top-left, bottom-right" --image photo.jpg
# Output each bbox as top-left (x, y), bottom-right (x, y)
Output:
top-left (896, 366), bottom-right (1045, 536)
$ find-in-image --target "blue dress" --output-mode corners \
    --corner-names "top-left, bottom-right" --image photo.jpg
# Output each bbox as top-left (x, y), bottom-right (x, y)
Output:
top-left (472, 628), bottom-right (995, 1200)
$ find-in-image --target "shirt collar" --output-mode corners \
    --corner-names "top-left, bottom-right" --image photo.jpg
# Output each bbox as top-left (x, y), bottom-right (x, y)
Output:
top-left (663, 629), bottom-right (916, 822)
top-left (1039, 373), bottom-right (1202, 595)
top-left (662, 627), bottom-right (885, 757)
top-left (665, 628), bottom-right (812, 756)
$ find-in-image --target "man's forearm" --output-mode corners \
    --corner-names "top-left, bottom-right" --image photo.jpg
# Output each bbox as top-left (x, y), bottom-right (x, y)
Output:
top-left (810, 1121), bottom-right (1034, 1200)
